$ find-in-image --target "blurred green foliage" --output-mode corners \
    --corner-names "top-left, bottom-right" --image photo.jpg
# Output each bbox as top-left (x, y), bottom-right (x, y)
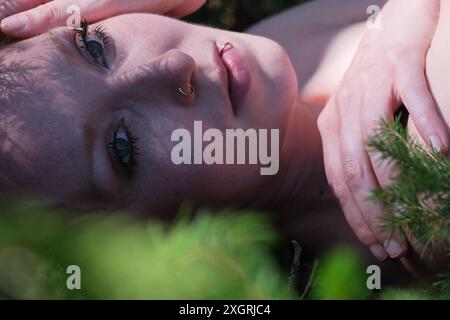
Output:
top-left (0, 203), bottom-right (292, 299)
top-left (312, 247), bottom-right (369, 300)
top-left (0, 201), bottom-right (445, 300)
top-left (380, 289), bottom-right (431, 300)
top-left (369, 117), bottom-right (450, 298)
top-left (187, 0), bottom-right (311, 31)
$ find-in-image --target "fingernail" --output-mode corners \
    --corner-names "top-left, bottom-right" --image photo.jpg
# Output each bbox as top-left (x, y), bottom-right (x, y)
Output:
top-left (383, 239), bottom-right (402, 258)
top-left (429, 135), bottom-right (443, 152)
top-left (369, 244), bottom-right (387, 261)
top-left (1, 14), bottom-right (27, 33)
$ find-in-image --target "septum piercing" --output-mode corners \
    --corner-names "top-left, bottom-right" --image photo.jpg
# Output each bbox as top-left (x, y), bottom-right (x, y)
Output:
top-left (178, 84), bottom-right (195, 97)
top-left (219, 42), bottom-right (234, 57)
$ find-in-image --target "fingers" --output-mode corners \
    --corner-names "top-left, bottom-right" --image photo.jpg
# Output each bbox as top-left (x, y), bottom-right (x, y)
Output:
top-left (1, 0), bottom-right (72, 37)
top-left (0, 0), bottom-right (50, 21)
top-left (334, 83), bottom-right (407, 259)
top-left (318, 100), bottom-right (388, 261)
top-left (0, 0), bottom-right (124, 38)
top-left (362, 80), bottom-right (397, 188)
top-left (0, 0), bottom-right (182, 38)
top-left (360, 82), bottom-right (409, 258)
top-left (397, 54), bottom-right (449, 153)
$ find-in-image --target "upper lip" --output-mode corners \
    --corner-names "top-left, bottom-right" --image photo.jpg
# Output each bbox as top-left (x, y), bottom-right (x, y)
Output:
top-left (211, 44), bottom-right (234, 113)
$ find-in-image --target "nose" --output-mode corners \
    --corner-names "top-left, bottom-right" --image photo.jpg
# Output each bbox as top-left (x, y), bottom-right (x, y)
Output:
top-left (112, 49), bottom-right (197, 103)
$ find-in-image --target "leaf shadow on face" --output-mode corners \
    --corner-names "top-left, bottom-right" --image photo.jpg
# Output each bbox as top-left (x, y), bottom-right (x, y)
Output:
top-left (0, 37), bottom-right (83, 197)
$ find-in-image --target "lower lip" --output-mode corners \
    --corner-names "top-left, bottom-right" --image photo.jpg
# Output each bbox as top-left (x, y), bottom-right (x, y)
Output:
top-left (217, 43), bottom-right (252, 113)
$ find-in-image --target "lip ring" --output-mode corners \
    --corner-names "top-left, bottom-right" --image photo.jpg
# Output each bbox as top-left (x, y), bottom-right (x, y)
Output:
top-left (217, 41), bottom-right (252, 115)
top-left (219, 42), bottom-right (234, 57)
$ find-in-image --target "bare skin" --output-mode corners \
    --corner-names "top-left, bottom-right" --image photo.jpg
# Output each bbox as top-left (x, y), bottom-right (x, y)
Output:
top-left (249, 1), bottom-right (449, 273)
top-left (0, 13), bottom-right (299, 215)
top-left (0, 1), bottom-right (447, 278)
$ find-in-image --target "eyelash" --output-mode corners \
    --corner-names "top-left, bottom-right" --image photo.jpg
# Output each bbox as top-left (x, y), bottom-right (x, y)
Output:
top-left (74, 22), bottom-right (138, 176)
top-left (75, 20), bottom-right (112, 68)
top-left (107, 120), bottom-right (140, 177)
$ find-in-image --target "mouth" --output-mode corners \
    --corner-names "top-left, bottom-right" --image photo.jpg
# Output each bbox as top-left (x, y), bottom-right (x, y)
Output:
top-left (214, 41), bottom-right (252, 115)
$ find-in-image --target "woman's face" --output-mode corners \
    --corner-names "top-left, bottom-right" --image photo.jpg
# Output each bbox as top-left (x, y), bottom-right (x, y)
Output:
top-left (0, 14), bottom-right (297, 214)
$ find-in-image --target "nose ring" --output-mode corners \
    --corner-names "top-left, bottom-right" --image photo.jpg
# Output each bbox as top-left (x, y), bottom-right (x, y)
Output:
top-left (178, 84), bottom-right (195, 97)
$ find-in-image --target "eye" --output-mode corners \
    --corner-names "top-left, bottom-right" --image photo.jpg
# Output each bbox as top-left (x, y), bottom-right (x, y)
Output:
top-left (108, 122), bottom-right (139, 176)
top-left (85, 38), bottom-right (104, 59)
top-left (75, 22), bottom-right (111, 68)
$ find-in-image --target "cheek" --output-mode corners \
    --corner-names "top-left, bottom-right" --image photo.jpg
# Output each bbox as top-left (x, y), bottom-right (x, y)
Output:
top-left (135, 119), bottom-right (263, 208)
top-left (15, 122), bottom-right (89, 199)
top-left (105, 14), bottom-right (189, 57)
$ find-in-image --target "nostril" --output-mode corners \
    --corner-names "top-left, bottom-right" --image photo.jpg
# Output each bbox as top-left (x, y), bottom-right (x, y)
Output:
top-left (158, 49), bottom-right (197, 102)
top-left (110, 49), bottom-right (197, 102)
top-left (178, 83), bottom-right (195, 97)
top-left (152, 50), bottom-right (195, 97)
top-left (158, 49), bottom-right (196, 82)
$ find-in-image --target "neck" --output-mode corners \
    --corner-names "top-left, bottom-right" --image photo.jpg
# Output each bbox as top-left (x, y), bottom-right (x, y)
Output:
top-left (263, 98), bottom-right (330, 210)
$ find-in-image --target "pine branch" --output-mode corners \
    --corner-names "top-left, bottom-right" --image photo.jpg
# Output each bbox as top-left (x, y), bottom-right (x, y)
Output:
top-left (368, 117), bottom-right (450, 294)
top-left (368, 117), bottom-right (450, 248)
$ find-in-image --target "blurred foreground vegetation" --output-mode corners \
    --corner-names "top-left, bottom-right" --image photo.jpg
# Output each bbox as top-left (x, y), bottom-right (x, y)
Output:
top-left (0, 201), bottom-right (444, 300)
top-left (0, 205), bottom-right (291, 299)
top-left (0, 0), bottom-right (448, 301)
top-left (1, 118), bottom-right (448, 300)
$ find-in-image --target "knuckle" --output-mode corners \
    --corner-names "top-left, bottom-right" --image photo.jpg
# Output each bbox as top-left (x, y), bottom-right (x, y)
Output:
top-left (400, 81), bottom-right (428, 102)
top-left (330, 180), bottom-right (350, 204)
top-left (342, 158), bottom-right (364, 189)
top-left (403, 77), bottom-right (427, 92)
top-left (363, 206), bottom-right (383, 227)
top-left (359, 64), bottom-right (378, 85)
top-left (335, 85), bottom-right (353, 108)
top-left (40, 4), bottom-right (62, 22)
top-left (359, 70), bottom-right (371, 86)
top-left (365, 118), bottom-right (383, 138)
top-left (385, 46), bottom-right (412, 65)
top-left (413, 111), bottom-right (435, 126)
top-left (354, 227), bottom-right (375, 246)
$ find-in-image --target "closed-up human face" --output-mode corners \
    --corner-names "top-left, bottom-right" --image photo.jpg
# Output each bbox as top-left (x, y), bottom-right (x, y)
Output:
top-left (0, 13), bottom-right (298, 215)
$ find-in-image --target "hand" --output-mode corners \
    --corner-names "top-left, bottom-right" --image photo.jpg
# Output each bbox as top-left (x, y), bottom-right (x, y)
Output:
top-left (0, 0), bottom-right (206, 38)
top-left (317, 0), bottom-right (448, 261)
